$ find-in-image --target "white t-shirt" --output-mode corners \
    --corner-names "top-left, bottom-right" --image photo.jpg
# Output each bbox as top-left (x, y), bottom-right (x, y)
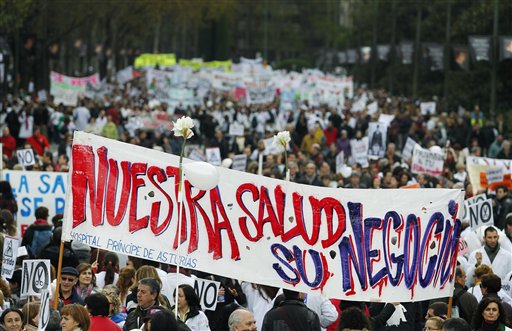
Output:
top-left (95, 271), bottom-right (119, 289)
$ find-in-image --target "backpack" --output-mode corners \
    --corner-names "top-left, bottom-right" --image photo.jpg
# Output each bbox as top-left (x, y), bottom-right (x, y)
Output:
top-left (28, 229), bottom-right (52, 258)
top-left (451, 288), bottom-right (467, 320)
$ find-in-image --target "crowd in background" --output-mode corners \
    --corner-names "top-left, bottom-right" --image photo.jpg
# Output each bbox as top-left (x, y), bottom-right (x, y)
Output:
top-left (0, 74), bottom-right (511, 331)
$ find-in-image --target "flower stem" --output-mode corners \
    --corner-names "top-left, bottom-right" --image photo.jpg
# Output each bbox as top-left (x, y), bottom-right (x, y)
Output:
top-left (284, 149), bottom-right (288, 181)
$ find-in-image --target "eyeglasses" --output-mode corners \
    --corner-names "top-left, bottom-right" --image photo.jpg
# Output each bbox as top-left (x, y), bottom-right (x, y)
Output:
top-left (61, 277), bottom-right (76, 282)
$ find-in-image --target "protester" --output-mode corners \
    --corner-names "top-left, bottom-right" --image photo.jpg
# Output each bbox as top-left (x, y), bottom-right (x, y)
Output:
top-left (123, 278), bottom-right (161, 331)
top-left (472, 297), bottom-right (510, 331)
top-left (442, 317), bottom-right (471, 331)
top-left (21, 301), bottom-right (40, 331)
top-left (101, 286), bottom-right (127, 328)
top-left (228, 309), bottom-right (257, 331)
top-left (60, 304), bottom-right (91, 331)
top-left (59, 267), bottom-right (85, 306)
top-left (95, 252), bottom-right (120, 289)
top-left (85, 293), bottom-right (122, 331)
top-left (75, 263), bottom-right (98, 300)
top-left (0, 308), bottom-right (23, 331)
top-left (21, 206), bottom-right (53, 258)
top-left (425, 316), bottom-right (444, 331)
top-left (173, 284), bottom-right (210, 331)
top-left (0, 182), bottom-right (17, 215)
top-left (261, 289), bottom-right (320, 331)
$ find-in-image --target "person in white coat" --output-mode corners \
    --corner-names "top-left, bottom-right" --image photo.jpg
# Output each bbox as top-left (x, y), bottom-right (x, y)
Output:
top-left (304, 293), bottom-right (338, 331)
top-left (466, 226), bottom-right (512, 283)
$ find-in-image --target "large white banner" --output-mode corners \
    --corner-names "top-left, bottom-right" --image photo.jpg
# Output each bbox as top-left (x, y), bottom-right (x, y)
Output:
top-left (63, 132), bottom-right (464, 302)
top-left (4, 171), bottom-right (67, 237)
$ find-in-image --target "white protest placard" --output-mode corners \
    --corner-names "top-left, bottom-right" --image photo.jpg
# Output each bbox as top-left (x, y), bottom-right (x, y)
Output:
top-left (18, 246), bottom-right (28, 258)
top-left (4, 170), bottom-right (67, 237)
top-left (194, 278), bottom-right (221, 311)
top-left (232, 154), bottom-right (247, 172)
top-left (402, 137), bottom-right (418, 162)
top-left (50, 71), bottom-right (100, 106)
top-left (62, 132), bottom-right (464, 302)
top-left (468, 199), bottom-right (494, 230)
top-left (461, 193), bottom-right (487, 221)
top-left (411, 146), bottom-right (444, 177)
top-left (17, 149), bottom-right (36, 167)
top-left (420, 102), bottom-right (436, 115)
top-left (367, 122), bottom-right (387, 160)
top-left (335, 151), bottom-right (345, 175)
top-left (466, 156), bottom-right (512, 195)
top-left (206, 147), bottom-right (221, 166)
top-left (349, 137), bottom-right (369, 168)
top-left (21, 260), bottom-right (51, 298)
top-left (228, 122), bottom-right (245, 137)
top-left (486, 168), bottom-right (504, 185)
top-left (38, 289), bottom-right (51, 331)
top-left (1, 236), bottom-right (19, 278)
top-left (367, 101), bottom-right (378, 115)
top-left (377, 114), bottom-right (395, 127)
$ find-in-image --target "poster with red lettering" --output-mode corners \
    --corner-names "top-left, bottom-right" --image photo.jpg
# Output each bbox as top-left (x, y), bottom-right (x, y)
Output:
top-left (63, 132), bottom-right (465, 302)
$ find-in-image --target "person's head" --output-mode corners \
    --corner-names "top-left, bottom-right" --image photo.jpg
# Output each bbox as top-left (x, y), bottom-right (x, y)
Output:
top-left (116, 266), bottom-right (136, 294)
top-left (483, 226), bottom-right (499, 249)
top-left (496, 185), bottom-right (509, 201)
top-left (0, 308), bottom-right (23, 331)
top-left (149, 309), bottom-right (178, 331)
top-left (506, 213), bottom-right (512, 236)
top-left (442, 317), bottom-right (471, 331)
top-left (0, 209), bottom-right (17, 236)
top-left (455, 266), bottom-right (466, 287)
top-left (60, 267), bottom-right (79, 293)
top-left (60, 304), bottom-right (90, 331)
top-left (473, 264), bottom-right (493, 283)
top-left (21, 302), bottom-right (40, 328)
top-left (76, 263), bottom-right (95, 287)
top-left (135, 266), bottom-right (162, 288)
top-left (228, 309), bottom-right (257, 331)
top-left (472, 297), bottom-right (508, 328)
top-left (35, 206), bottom-right (49, 220)
top-left (176, 284), bottom-right (201, 311)
top-left (336, 306), bottom-right (371, 331)
top-left (426, 302), bottom-right (448, 320)
top-left (480, 274), bottom-right (501, 295)
top-left (137, 278), bottom-right (160, 309)
top-left (84, 293), bottom-right (110, 317)
top-left (100, 252), bottom-right (119, 286)
top-left (282, 289), bottom-right (303, 301)
top-left (101, 286), bottom-right (122, 315)
top-left (305, 162), bottom-right (316, 177)
top-left (425, 316), bottom-right (444, 331)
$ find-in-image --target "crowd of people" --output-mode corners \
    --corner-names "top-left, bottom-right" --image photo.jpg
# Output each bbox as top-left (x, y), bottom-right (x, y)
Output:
top-left (0, 71), bottom-right (511, 331)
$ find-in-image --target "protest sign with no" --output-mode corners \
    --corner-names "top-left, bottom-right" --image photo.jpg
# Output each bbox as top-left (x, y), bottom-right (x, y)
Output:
top-left (468, 199), bottom-right (494, 230)
top-left (17, 149), bottom-right (36, 167)
top-left (194, 278), bottom-right (221, 311)
top-left (21, 260), bottom-right (51, 298)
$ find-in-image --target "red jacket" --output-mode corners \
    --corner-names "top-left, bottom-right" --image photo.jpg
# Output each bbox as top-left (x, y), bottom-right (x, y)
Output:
top-left (26, 134), bottom-right (50, 156)
top-left (0, 135), bottom-right (16, 158)
top-left (90, 316), bottom-right (122, 331)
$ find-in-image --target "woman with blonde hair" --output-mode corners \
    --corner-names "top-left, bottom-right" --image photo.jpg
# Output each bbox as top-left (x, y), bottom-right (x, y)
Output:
top-left (115, 266), bottom-right (135, 306)
top-left (101, 286), bottom-right (126, 328)
top-left (60, 304), bottom-right (90, 331)
top-left (468, 264), bottom-right (493, 302)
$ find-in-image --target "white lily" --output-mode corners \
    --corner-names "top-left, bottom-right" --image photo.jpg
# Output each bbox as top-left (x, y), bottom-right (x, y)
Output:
top-left (273, 131), bottom-right (291, 151)
top-left (172, 116), bottom-right (194, 139)
top-left (273, 131), bottom-right (291, 181)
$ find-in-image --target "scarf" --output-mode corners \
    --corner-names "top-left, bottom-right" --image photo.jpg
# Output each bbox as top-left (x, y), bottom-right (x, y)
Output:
top-left (484, 243), bottom-right (500, 264)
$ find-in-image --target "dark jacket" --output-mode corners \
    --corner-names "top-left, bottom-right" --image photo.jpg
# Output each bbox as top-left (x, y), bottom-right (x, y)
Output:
top-left (495, 195), bottom-right (512, 230)
top-left (38, 241), bottom-right (79, 270)
top-left (123, 303), bottom-right (159, 331)
top-left (369, 302), bottom-right (422, 331)
top-left (261, 299), bottom-right (320, 331)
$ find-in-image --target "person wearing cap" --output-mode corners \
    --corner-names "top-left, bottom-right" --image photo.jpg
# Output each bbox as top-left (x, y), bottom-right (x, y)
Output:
top-left (85, 293), bottom-right (121, 331)
top-left (123, 278), bottom-right (161, 331)
top-left (59, 267), bottom-right (84, 306)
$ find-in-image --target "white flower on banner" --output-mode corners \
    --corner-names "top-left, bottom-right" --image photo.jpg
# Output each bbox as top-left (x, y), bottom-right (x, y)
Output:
top-left (172, 116), bottom-right (194, 139)
top-left (273, 131), bottom-right (290, 151)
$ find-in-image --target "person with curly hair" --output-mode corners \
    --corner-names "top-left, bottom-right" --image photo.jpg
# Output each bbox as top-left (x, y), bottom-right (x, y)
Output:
top-left (471, 297), bottom-right (510, 331)
top-left (115, 266), bottom-right (136, 306)
top-left (102, 285), bottom-right (127, 328)
top-left (336, 306), bottom-right (371, 331)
